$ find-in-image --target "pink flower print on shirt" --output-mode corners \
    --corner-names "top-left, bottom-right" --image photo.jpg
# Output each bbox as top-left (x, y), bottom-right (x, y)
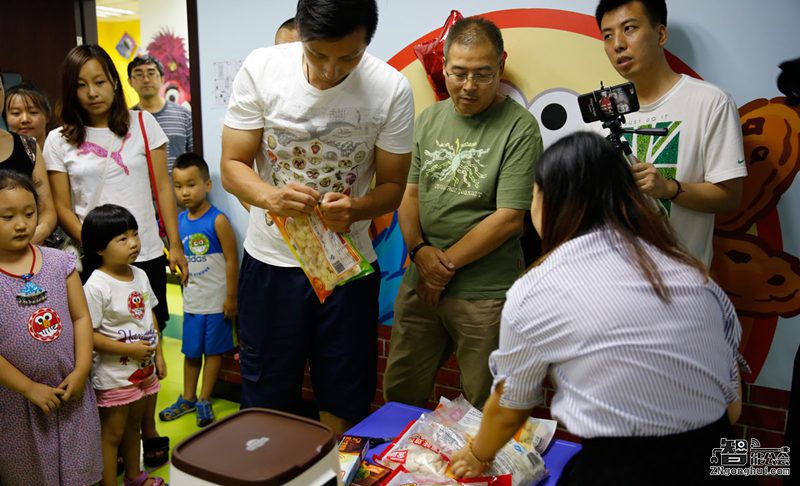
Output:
top-left (77, 132), bottom-right (133, 175)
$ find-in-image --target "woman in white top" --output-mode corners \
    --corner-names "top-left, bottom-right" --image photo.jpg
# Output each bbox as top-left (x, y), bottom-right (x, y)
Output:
top-left (44, 44), bottom-right (188, 470)
top-left (450, 132), bottom-right (748, 485)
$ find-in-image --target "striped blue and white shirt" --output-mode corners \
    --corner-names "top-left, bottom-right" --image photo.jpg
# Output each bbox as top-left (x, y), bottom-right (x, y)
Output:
top-left (136, 101), bottom-right (193, 173)
top-left (489, 226), bottom-right (741, 438)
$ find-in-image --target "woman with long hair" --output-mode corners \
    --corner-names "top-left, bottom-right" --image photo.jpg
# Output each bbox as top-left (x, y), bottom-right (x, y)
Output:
top-left (450, 132), bottom-right (746, 485)
top-left (43, 45), bottom-right (188, 472)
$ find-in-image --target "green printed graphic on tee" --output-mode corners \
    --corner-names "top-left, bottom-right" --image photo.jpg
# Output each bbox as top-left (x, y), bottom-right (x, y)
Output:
top-left (623, 121), bottom-right (681, 167)
top-left (623, 121), bottom-right (681, 214)
top-left (421, 138), bottom-right (490, 197)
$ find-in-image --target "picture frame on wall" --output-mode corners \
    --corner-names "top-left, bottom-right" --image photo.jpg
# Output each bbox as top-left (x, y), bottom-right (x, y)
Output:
top-left (115, 32), bottom-right (137, 59)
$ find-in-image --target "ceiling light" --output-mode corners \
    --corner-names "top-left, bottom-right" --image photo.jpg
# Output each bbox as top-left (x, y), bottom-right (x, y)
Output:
top-left (96, 6), bottom-right (137, 18)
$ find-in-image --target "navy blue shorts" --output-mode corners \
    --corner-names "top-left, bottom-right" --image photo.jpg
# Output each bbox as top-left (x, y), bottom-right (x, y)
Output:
top-left (237, 251), bottom-right (380, 423)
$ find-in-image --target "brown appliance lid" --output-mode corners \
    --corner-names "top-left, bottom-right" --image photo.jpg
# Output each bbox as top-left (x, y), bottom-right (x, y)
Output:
top-left (171, 408), bottom-right (337, 485)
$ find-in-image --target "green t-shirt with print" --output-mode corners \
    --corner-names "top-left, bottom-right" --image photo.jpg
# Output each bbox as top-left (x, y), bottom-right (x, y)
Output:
top-left (403, 96), bottom-right (542, 299)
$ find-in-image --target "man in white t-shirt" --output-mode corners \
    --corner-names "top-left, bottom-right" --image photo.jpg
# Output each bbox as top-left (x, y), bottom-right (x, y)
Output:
top-left (595, 0), bottom-right (746, 266)
top-left (221, 0), bottom-right (414, 433)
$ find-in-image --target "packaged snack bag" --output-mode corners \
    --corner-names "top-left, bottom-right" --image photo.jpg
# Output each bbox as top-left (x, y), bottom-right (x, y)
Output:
top-left (377, 414), bottom-right (458, 475)
top-left (339, 436), bottom-right (370, 485)
top-left (383, 468), bottom-right (512, 486)
top-left (436, 396), bottom-right (557, 454)
top-left (272, 208), bottom-right (374, 302)
top-left (352, 461), bottom-right (392, 486)
top-left (377, 412), bottom-right (546, 486)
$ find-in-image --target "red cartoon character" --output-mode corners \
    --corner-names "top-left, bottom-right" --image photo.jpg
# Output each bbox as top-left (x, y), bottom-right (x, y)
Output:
top-left (128, 356), bottom-right (156, 384)
top-left (27, 308), bottom-right (63, 342)
top-left (127, 291), bottom-right (145, 320)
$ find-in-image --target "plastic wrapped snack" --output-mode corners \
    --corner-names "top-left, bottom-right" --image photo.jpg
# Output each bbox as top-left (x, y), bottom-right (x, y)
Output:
top-left (431, 397), bottom-right (549, 486)
top-left (272, 208), bottom-right (373, 302)
top-left (377, 415), bottom-right (456, 476)
top-left (436, 396), bottom-right (557, 454)
top-left (383, 467), bottom-right (512, 486)
top-left (377, 411), bottom-right (546, 486)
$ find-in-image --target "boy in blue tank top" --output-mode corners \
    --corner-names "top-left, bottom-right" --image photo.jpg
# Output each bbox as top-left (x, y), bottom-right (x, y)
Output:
top-left (158, 153), bottom-right (238, 427)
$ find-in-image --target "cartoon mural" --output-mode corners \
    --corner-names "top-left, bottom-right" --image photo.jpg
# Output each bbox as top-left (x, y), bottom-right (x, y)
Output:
top-left (711, 98), bottom-right (800, 380)
top-left (368, 9), bottom-right (800, 389)
top-left (146, 29), bottom-right (191, 108)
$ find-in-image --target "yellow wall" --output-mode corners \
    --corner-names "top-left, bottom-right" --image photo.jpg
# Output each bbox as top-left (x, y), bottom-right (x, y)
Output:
top-left (97, 20), bottom-right (141, 108)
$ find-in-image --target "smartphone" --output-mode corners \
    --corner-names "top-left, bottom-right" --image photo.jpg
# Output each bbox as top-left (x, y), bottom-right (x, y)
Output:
top-left (577, 82), bottom-right (639, 123)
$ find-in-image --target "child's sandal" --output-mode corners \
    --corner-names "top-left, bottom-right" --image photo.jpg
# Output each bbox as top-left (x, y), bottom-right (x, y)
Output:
top-left (123, 471), bottom-right (166, 486)
top-left (142, 436), bottom-right (170, 468)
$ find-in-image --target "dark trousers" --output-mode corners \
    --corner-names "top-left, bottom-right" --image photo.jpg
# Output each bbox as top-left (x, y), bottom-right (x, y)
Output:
top-left (557, 416), bottom-right (757, 486)
top-left (237, 251), bottom-right (380, 423)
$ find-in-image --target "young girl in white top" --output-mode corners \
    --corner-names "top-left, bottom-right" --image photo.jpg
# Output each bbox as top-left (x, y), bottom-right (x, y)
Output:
top-left (44, 44), bottom-right (186, 468)
top-left (82, 204), bottom-right (166, 486)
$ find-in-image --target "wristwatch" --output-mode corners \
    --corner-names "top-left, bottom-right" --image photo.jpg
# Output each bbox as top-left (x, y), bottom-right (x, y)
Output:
top-left (409, 241), bottom-right (429, 262)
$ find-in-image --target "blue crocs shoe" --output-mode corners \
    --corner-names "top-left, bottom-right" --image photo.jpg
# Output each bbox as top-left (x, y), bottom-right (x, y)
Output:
top-left (196, 400), bottom-right (216, 428)
top-left (158, 395), bottom-right (197, 421)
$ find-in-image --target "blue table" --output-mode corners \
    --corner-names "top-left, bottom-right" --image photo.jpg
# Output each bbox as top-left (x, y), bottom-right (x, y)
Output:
top-left (345, 402), bottom-right (581, 486)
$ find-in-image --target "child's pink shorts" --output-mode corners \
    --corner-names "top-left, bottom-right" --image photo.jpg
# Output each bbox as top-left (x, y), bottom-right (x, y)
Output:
top-left (95, 373), bottom-right (160, 408)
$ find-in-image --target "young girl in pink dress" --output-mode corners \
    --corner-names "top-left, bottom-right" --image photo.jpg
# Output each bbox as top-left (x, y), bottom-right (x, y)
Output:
top-left (82, 204), bottom-right (167, 486)
top-left (0, 170), bottom-right (102, 485)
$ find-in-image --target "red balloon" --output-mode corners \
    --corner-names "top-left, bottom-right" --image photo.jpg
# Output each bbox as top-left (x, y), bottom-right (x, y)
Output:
top-left (414, 10), bottom-right (464, 101)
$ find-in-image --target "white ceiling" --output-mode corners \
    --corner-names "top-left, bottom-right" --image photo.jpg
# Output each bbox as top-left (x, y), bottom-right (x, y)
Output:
top-left (96, 0), bottom-right (140, 21)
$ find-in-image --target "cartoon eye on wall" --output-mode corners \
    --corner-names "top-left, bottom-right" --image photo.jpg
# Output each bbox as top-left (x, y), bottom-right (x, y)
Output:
top-left (161, 82), bottom-right (191, 109)
top-left (528, 88), bottom-right (587, 149)
top-left (499, 82), bottom-right (587, 150)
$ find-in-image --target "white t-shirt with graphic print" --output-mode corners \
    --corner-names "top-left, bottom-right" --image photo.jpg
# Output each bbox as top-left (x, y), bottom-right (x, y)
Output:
top-left (84, 266), bottom-right (159, 390)
top-left (224, 42), bottom-right (415, 266)
top-left (617, 75), bottom-right (747, 266)
top-left (43, 111), bottom-right (169, 261)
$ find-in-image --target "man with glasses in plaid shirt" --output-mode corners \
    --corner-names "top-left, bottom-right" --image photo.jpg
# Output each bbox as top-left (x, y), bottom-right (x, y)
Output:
top-left (384, 17), bottom-right (543, 409)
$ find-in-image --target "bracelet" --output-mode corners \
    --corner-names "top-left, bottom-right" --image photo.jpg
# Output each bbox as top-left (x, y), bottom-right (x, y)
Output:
top-left (408, 241), bottom-right (429, 262)
top-left (467, 436), bottom-right (495, 469)
top-left (668, 178), bottom-right (685, 201)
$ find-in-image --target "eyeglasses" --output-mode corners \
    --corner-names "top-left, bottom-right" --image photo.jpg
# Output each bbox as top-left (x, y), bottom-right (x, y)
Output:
top-left (444, 70), bottom-right (497, 85)
top-left (131, 70), bottom-right (160, 81)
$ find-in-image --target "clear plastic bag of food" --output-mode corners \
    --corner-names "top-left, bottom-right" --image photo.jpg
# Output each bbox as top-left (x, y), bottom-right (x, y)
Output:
top-left (432, 396), bottom-right (549, 486)
top-left (436, 395), bottom-right (557, 454)
top-left (383, 466), bottom-right (512, 486)
top-left (377, 410), bottom-right (546, 486)
top-left (272, 207), bottom-right (373, 302)
top-left (376, 414), bottom-right (457, 476)
top-left (384, 468), bottom-right (460, 486)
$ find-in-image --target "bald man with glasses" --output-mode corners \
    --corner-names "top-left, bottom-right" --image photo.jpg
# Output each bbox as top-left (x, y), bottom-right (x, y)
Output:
top-left (384, 16), bottom-right (543, 409)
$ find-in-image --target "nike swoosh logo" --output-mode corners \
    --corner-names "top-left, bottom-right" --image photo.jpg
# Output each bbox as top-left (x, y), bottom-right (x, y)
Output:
top-left (738, 159), bottom-right (745, 165)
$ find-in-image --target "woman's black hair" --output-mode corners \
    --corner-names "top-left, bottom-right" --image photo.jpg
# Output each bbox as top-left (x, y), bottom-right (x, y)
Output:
top-left (81, 204), bottom-right (138, 277)
top-left (0, 169), bottom-right (39, 208)
top-left (534, 131), bottom-right (706, 301)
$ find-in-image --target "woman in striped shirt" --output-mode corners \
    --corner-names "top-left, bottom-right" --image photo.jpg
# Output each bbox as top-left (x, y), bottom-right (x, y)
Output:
top-left (451, 131), bottom-right (747, 485)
